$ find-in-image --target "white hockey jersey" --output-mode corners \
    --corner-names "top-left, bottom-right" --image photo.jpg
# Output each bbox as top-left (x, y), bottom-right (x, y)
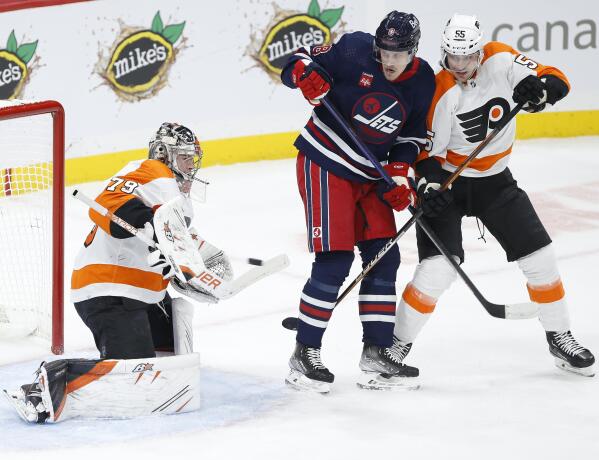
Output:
top-left (419, 41), bottom-right (569, 177)
top-left (71, 159), bottom-right (194, 304)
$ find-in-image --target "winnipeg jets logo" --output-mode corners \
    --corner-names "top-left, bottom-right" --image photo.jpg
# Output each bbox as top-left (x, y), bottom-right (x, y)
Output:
top-left (352, 93), bottom-right (404, 144)
top-left (456, 97), bottom-right (511, 143)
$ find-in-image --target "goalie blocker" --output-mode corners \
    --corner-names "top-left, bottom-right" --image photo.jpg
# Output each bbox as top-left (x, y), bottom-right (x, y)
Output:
top-left (4, 353), bottom-right (200, 423)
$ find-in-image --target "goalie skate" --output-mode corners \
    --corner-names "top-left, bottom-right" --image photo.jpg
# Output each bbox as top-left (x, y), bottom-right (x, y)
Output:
top-left (2, 387), bottom-right (49, 423)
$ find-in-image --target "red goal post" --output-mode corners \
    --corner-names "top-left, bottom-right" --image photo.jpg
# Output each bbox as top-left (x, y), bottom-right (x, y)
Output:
top-left (0, 100), bottom-right (64, 354)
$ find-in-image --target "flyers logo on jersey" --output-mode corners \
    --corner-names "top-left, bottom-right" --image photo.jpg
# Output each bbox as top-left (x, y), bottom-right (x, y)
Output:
top-left (351, 93), bottom-right (404, 144)
top-left (457, 97), bottom-right (511, 143)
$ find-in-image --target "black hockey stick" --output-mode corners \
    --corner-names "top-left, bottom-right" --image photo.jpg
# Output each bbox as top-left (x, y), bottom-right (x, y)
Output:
top-left (282, 99), bottom-right (534, 330)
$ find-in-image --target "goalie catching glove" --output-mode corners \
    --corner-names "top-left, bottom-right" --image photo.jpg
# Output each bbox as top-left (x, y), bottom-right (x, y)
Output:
top-left (192, 229), bottom-right (234, 281)
top-left (169, 228), bottom-right (234, 304)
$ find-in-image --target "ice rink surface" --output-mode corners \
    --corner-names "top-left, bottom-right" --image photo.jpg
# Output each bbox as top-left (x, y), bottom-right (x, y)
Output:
top-left (1, 136), bottom-right (599, 459)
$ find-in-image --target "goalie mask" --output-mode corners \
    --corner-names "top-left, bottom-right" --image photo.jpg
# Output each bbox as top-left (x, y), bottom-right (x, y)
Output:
top-left (149, 122), bottom-right (203, 192)
top-left (440, 14), bottom-right (484, 83)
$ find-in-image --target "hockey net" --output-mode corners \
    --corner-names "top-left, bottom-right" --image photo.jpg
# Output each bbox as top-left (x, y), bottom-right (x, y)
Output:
top-left (0, 100), bottom-right (64, 354)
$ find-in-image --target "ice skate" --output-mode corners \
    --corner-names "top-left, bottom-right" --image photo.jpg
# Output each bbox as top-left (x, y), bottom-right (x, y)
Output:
top-left (3, 382), bottom-right (50, 423)
top-left (390, 335), bottom-right (413, 363)
top-left (357, 343), bottom-right (420, 390)
top-left (285, 342), bottom-right (334, 393)
top-left (546, 331), bottom-right (595, 377)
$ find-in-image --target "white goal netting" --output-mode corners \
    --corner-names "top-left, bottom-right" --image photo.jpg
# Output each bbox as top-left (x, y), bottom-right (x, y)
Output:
top-left (0, 99), bottom-right (57, 341)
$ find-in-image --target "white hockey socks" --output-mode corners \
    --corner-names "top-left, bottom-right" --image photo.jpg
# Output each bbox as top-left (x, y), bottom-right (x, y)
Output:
top-left (394, 255), bottom-right (458, 343)
top-left (517, 244), bottom-right (570, 332)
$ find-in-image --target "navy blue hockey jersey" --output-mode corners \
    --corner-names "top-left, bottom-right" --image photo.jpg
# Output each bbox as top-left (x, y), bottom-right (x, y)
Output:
top-left (281, 31), bottom-right (435, 183)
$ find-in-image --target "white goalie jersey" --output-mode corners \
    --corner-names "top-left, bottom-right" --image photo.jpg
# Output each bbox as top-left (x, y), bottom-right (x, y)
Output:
top-left (71, 159), bottom-right (194, 304)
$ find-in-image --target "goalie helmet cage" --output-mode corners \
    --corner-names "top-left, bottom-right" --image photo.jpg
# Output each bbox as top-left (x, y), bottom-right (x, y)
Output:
top-left (0, 100), bottom-right (64, 354)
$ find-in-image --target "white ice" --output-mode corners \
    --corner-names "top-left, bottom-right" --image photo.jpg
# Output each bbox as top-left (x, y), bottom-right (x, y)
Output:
top-left (1, 137), bottom-right (599, 459)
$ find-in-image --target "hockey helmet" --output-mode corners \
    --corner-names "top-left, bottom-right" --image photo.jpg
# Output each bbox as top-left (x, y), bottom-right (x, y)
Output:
top-left (149, 122), bottom-right (203, 186)
top-left (373, 11), bottom-right (421, 61)
top-left (440, 14), bottom-right (484, 81)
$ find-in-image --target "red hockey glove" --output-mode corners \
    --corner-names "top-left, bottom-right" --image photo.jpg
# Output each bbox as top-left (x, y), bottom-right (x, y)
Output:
top-left (379, 162), bottom-right (416, 212)
top-left (291, 59), bottom-right (332, 106)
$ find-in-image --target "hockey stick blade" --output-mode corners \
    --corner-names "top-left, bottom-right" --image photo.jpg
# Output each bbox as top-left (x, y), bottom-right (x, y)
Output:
top-left (218, 254), bottom-right (289, 300)
top-left (504, 302), bottom-right (539, 320)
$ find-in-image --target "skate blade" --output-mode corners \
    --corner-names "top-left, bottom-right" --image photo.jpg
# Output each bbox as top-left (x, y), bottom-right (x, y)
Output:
top-left (2, 389), bottom-right (37, 423)
top-left (356, 372), bottom-right (421, 391)
top-left (285, 369), bottom-right (331, 394)
top-left (554, 358), bottom-right (595, 377)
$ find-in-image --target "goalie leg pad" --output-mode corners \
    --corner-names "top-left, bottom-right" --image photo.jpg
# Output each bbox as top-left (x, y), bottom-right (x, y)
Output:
top-left (172, 297), bottom-right (195, 355)
top-left (60, 354), bottom-right (201, 422)
top-left (5, 354), bottom-right (201, 423)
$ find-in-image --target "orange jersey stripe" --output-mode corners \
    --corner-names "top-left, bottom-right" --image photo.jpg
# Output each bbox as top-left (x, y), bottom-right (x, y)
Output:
top-left (402, 283), bottom-right (437, 314)
top-left (527, 279), bottom-right (565, 304)
top-left (446, 144), bottom-right (513, 172)
top-left (71, 264), bottom-right (170, 292)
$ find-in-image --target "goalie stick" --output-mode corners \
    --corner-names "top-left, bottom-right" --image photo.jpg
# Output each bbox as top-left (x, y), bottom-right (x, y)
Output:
top-left (72, 190), bottom-right (289, 300)
top-left (281, 99), bottom-right (535, 331)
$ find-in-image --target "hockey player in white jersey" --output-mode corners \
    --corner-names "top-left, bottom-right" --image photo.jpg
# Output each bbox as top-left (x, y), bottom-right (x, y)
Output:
top-left (70, 121), bottom-right (233, 360)
top-left (392, 14), bottom-right (595, 377)
top-left (4, 122), bottom-right (234, 423)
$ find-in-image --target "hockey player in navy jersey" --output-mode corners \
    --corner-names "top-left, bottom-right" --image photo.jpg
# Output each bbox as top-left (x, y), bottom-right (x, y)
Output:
top-left (280, 11), bottom-right (435, 392)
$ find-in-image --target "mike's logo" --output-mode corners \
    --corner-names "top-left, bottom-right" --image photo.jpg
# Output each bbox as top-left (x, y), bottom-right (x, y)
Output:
top-left (457, 97), bottom-right (511, 143)
top-left (248, 0), bottom-right (345, 79)
top-left (0, 30), bottom-right (38, 99)
top-left (351, 93), bottom-right (404, 144)
top-left (97, 11), bottom-right (186, 101)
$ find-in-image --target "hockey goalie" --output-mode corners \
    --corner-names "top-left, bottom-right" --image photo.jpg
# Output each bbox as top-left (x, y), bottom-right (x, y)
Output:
top-left (4, 122), bottom-right (288, 423)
